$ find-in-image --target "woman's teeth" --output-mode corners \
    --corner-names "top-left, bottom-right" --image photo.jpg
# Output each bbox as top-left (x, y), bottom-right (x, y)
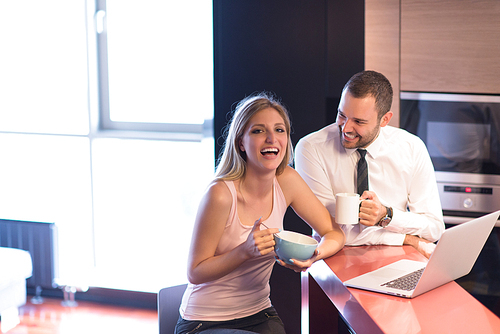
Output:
top-left (261, 148), bottom-right (279, 155)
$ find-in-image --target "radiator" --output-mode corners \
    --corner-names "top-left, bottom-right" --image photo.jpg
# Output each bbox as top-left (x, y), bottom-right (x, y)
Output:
top-left (0, 219), bottom-right (57, 291)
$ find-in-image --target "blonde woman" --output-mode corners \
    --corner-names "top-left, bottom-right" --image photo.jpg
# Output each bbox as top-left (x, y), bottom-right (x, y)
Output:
top-left (176, 93), bottom-right (345, 334)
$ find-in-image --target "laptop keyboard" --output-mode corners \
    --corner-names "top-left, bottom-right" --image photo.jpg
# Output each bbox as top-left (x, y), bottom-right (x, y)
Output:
top-left (381, 267), bottom-right (425, 291)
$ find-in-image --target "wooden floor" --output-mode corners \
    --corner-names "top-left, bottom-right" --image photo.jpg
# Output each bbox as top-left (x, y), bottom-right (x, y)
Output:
top-left (3, 297), bottom-right (158, 334)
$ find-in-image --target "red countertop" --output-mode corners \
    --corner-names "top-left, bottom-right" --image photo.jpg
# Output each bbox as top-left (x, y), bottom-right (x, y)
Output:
top-left (305, 245), bottom-right (500, 334)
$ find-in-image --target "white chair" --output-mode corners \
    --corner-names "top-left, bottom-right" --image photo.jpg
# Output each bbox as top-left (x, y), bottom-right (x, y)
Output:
top-left (158, 284), bottom-right (187, 334)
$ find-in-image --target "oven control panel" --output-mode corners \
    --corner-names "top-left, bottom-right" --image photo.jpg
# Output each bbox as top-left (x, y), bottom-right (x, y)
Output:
top-left (438, 183), bottom-right (500, 213)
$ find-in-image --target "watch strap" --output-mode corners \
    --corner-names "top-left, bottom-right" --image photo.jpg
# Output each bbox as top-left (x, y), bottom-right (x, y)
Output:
top-left (386, 206), bottom-right (393, 219)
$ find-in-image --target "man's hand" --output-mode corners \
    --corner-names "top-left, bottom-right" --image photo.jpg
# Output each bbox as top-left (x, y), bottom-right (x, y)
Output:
top-left (404, 234), bottom-right (436, 259)
top-left (359, 191), bottom-right (386, 226)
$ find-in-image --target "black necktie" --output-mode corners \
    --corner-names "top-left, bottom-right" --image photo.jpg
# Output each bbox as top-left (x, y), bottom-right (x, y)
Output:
top-left (357, 149), bottom-right (368, 195)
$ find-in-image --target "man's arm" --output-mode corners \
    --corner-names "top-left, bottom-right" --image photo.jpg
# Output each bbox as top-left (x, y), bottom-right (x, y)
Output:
top-left (404, 234), bottom-right (436, 259)
top-left (383, 138), bottom-right (445, 243)
top-left (294, 139), bottom-right (336, 214)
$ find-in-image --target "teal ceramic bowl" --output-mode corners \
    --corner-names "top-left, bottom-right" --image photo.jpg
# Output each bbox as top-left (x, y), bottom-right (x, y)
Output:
top-left (274, 230), bottom-right (318, 264)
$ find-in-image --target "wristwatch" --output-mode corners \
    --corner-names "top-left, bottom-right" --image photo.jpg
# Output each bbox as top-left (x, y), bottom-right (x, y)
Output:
top-left (376, 206), bottom-right (393, 228)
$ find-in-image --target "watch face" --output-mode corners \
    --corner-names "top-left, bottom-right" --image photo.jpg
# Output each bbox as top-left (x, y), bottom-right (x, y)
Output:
top-left (380, 217), bottom-right (391, 228)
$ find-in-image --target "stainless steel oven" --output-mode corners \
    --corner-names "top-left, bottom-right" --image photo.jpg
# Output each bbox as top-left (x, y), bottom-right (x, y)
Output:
top-left (400, 92), bottom-right (500, 217)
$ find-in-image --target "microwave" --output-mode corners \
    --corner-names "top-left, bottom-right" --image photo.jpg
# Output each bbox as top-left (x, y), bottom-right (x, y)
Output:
top-left (400, 92), bottom-right (500, 217)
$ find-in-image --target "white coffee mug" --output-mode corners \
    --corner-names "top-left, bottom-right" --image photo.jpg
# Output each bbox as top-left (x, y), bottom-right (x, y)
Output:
top-left (335, 193), bottom-right (362, 225)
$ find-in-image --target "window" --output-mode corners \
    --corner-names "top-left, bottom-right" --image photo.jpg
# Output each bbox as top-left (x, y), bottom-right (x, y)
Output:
top-left (91, 138), bottom-right (214, 291)
top-left (0, 0), bottom-right (214, 293)
top-left (96, 0), bottom-right (213, 138)
top-left (0, 0), bottom-right (94, 284)
top-left (0, 1), bottom-right (89, 136)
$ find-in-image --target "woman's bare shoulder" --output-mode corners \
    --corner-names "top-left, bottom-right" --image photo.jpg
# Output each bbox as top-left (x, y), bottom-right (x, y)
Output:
top-left (277, 165), bottom-right (302, 183)
top-left (276, 166), bottom-right (307, 197)
top-left (203, 179), bottom-right (233, 207)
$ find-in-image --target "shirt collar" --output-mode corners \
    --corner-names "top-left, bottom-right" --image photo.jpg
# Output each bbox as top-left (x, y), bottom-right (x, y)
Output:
top-left (344, 127), bottom-right (385, 159)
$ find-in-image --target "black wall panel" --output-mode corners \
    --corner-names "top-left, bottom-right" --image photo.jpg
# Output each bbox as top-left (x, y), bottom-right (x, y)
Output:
top-left (213, 1), bottom-right (364, 332)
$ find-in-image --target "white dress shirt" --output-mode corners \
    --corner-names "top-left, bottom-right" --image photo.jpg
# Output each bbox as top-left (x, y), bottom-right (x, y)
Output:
top-left (295, 123), bottom-right (445, 246)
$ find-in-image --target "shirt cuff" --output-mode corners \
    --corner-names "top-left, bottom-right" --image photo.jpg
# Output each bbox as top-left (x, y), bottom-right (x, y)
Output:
top-left (384, 207), bottom-right (404, 233)
top-left (378, 231), bottom-right (405, 246)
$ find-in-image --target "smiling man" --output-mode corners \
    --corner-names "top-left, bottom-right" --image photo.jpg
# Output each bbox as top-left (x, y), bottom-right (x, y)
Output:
top-left (295, 70), bottom-right (445, 258)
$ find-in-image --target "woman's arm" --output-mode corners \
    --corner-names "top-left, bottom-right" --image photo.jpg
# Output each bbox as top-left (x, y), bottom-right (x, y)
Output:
top-left (187, 181), bottom-right (278, 284)
top-left (277, 166), bottom-right (345, 271)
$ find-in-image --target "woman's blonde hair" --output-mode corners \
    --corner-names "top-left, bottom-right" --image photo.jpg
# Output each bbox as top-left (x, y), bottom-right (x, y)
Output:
top-left (215, 92), bottom-right (293, 181)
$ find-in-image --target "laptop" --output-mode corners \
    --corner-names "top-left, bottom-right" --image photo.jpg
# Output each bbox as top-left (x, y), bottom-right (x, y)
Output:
top-left (344, 210), bottom-right (500, 298)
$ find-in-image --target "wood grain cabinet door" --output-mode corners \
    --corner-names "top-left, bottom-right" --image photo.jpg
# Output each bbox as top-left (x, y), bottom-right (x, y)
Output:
top-left (400, 0), bottom-right (500, 94)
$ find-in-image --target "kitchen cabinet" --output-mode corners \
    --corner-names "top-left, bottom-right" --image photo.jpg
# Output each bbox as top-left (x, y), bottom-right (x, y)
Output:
top-left (400, 0), bottom-right (500, 94)
top-left (365, 0), bottom-right (400, 126)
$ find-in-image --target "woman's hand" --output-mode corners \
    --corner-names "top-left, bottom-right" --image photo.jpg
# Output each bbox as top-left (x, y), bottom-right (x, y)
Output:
top-left (242, 217), bottom-right (280, 259)
top-left (274, 249), bottom-right (320, 272)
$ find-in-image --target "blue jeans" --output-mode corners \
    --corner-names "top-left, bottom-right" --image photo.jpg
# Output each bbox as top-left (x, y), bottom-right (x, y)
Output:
top-left (174, 307), bottom-right (286, 334)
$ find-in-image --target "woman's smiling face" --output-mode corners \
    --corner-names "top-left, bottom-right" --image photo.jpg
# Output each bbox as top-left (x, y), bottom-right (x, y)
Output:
top-left (239, 107), bottom-right (288, 172)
